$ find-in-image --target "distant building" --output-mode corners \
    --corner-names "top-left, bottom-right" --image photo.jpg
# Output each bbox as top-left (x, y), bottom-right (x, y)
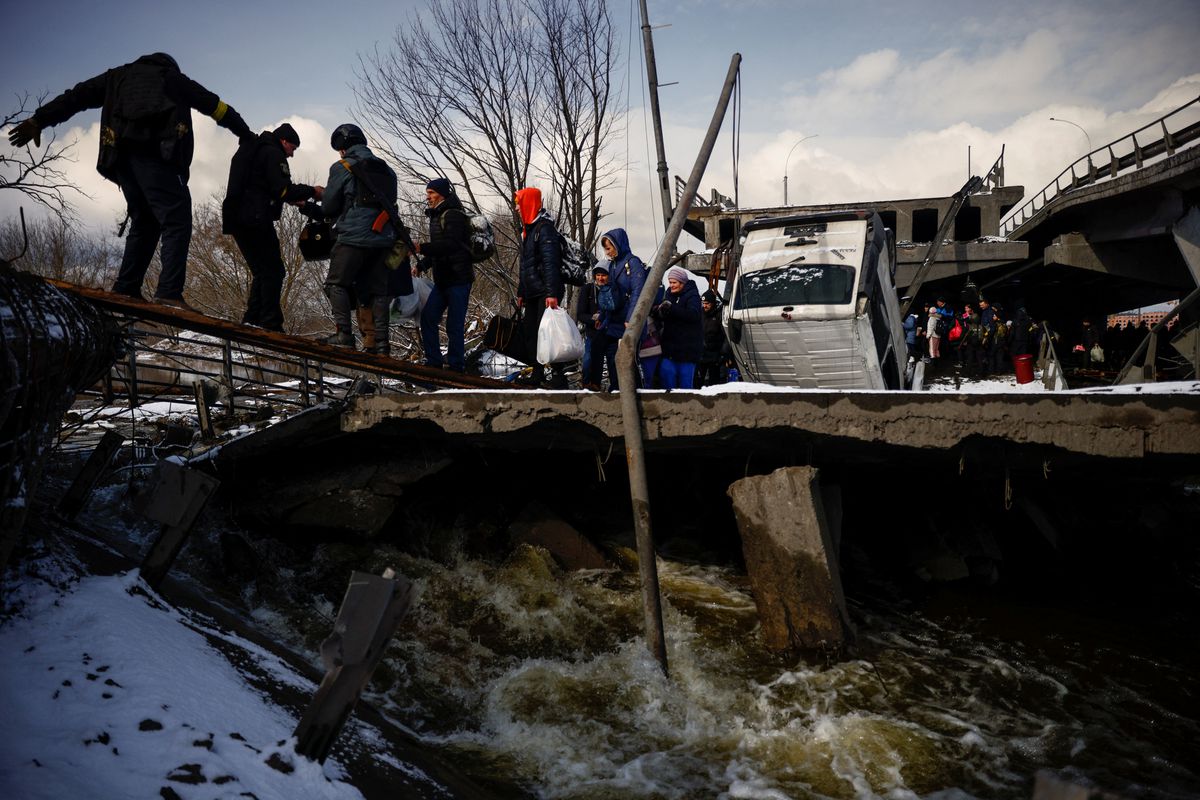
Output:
top-left (1108, 301), bottom-right (1178, 328)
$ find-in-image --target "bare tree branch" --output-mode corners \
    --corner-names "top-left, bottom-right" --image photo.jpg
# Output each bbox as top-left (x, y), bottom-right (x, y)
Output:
top-left (1, 92), bottom-right (91, 223)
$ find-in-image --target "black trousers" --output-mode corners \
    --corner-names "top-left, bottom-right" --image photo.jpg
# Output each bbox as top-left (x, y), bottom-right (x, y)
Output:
top-left (112, 153), bottom-right (192, 299)
top-left (325, 243), bottom-right (388, 333)
top-left (232, 224), bottom-right (286, 330)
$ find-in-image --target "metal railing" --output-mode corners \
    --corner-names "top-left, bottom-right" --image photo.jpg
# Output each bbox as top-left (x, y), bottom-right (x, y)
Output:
top-left (1000, 94), bottom-right (1200, 238)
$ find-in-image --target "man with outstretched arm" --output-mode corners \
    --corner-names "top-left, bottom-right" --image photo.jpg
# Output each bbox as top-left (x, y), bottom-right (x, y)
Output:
top-left (8, 53), bottom-right (252, 308)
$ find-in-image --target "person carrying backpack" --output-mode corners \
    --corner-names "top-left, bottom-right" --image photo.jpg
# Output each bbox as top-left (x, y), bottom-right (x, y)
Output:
top-left (514, 187), bottom-right (567, 388)
top-left (414, 178), bottom-right (473, 372)
top-left (320, 123), bottom-right (399, 353)
top-left (222, 123), bottom-right (322, 332)
top-left (8, 52), bottom-right (253, 307)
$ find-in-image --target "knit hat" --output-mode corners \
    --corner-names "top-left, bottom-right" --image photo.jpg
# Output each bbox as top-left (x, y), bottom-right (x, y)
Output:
top-left (702, 289), bottom-right (717, 303)
top-left (667, 266), bottom-right (689, 284)
top-left (426, 177), bottom-right (453, 197)
top-left (273, 123), bottom-right (300, 146)
top-left (592, 263), bottom-right (609, 276)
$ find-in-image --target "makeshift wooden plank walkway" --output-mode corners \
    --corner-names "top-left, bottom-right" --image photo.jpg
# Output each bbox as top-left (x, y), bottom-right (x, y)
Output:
top-left (46, 279), bottom-right (526, 392)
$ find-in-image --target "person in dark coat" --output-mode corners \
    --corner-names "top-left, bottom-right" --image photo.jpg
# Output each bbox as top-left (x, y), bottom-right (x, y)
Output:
top-left (574, 264), bottom-right (620, 390)
top-left (1078, 317), bottom-right (1102, 368)
top-left (222, 123), bottom-right (321, 331)
top-left (320, 123), bottom-right (399, 352)
top-left (652, 266), bottom-right (703, 389)
top-left (1011, 304), bottom-right (1034, 357)
top-left (8, 53), bottom-right (252, 306)
top-left (696, 290), bottom-right (728, 387)
top-left (415, 178), bottom-right (473, 372)
top-left (514, 187), bottom-right (567, 388)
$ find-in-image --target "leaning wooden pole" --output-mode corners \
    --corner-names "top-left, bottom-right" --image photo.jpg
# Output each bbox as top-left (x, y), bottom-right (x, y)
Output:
top-left (616, 53), bottom-right (742, 676)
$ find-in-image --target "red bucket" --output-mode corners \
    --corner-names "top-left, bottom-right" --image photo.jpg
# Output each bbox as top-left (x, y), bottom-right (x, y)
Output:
top-left (1013, 354), bottom-right (1035, 384)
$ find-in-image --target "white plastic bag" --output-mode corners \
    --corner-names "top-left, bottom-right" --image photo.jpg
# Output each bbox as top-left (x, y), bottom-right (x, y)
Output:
top-left (391, 276), bottom-right (435, 322)
top-left (536, 306), bottom-right (584, 364)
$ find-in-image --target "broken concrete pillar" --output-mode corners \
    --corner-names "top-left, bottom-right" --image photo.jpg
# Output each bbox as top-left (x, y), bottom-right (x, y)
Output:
top-left (727, 466), bottom-right (853, 653)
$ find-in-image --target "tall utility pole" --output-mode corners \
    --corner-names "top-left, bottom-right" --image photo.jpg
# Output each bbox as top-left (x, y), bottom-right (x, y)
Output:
top-left (617, 53), bottom-right (743, 677)
top-left (639, 0), bottom-right (674, 237)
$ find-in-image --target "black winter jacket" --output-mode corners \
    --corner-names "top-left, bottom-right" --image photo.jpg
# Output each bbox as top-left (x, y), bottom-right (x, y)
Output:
top-left (33, 53), bottom-right (251, 182)
top-left (701, 305), bottom-right (728, 362)
top-left (223, 132), bottom-right (315, 232)
top-left (654, 280), bottom-right (704, 362)
top-left (518, 213), bottom-right (564, 301)
top-left (418, 194), bottom-right (474, 287)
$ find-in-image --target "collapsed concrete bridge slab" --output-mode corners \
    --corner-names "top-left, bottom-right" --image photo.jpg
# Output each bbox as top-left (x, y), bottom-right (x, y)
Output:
top-left (340, 389), bottom-right (1200, 462)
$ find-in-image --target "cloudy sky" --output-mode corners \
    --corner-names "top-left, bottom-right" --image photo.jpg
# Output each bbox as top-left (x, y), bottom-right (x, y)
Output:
top-left (2, 0), bottom-right (1199, 259)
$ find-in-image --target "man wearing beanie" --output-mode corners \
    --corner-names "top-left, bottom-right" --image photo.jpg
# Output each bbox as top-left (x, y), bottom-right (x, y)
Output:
top-left (413, 177), bottom-right (473, 372)
top-left (223, 122), bottom-right (322, 331)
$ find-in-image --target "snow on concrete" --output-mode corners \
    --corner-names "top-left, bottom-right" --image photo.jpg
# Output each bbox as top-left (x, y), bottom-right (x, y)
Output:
top-left (0, 566), bottom-right (363, 800)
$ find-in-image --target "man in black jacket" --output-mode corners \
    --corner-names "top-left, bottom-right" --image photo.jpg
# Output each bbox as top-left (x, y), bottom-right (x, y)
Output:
top-left (696, 289), bottom-right (729, 387)
top-left (222, 123), bottom-right (321, 331)
top-left (514, 186), bottom-right (566, 388)
top-left (8, 53), bottom-right (252, 306)
top-left (414, 178), bottom-right (473, 371)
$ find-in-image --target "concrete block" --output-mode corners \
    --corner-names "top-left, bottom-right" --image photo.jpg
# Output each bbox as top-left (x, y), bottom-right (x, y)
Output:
top-left (727, 466), bottom-right (853, 653)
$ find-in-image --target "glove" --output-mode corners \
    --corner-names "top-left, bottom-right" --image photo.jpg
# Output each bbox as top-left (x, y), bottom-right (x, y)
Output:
top-left (9, 119), bottom-right (41, 148)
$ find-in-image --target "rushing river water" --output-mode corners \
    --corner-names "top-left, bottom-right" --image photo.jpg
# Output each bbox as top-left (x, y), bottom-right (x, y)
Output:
top-left (277, 541), bottom-right (1200, 800)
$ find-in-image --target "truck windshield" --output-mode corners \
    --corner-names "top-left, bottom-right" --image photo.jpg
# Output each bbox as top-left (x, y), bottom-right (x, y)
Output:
top-left (734, 261), bottom-right (856, 308)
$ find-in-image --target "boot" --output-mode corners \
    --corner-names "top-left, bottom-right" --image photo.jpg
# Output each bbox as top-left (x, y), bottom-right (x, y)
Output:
top-left (325, 285), bottom-right (356, 347)
top-left (369, 296), bottom-right (391, 356)
top-left (355, 306), bottom-right (376, 352)
top-left (325, 327), bottom-right (355, 347)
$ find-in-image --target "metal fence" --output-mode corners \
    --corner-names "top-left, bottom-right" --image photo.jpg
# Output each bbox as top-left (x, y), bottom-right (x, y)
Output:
top-left (1000, 94), bottom-right (1200, 238)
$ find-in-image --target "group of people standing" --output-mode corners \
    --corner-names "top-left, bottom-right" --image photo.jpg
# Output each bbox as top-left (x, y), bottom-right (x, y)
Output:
top-left (8, 52), bottom-right (476, 368)
top-left (573, 229), bottom-right (729, 391)
top-left (907, 295), bottom-right (1036, 378)
top-left (9, 51), bottom-right (735, 388)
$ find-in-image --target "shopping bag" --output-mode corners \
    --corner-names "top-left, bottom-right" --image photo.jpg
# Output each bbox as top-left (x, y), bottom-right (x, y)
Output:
top-left (638, 319), bottom-right (663, 358)
top-left (392, 276), bottom-right (434, 322)
top-left (536, 307), bottom-right (584, 364)
top-left (1090, 344), bottom-right (1105, 363)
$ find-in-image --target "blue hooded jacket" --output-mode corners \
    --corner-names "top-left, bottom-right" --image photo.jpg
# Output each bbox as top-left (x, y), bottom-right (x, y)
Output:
top-left (604, 228), bottom-right (648, 327)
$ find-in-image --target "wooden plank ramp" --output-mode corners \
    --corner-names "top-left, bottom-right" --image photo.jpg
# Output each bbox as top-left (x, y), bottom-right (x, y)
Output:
top-left (45, 279), bottom-right (529, 391)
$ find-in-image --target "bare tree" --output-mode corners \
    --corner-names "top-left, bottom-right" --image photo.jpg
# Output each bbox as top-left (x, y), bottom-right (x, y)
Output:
top-left (353, 0), bottom-right (622, 307)
top-left (1, 93), bottom-right (90, 222)
top-left (532, 0), bottom-right (619, 250)
top-left (0, 214), bottom-right (120, 285)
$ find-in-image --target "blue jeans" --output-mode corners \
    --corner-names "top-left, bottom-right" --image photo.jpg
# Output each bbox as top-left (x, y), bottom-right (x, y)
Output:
top-left (659, 358), bottom-right (696, 390)
top-left (420, 282), bottom-right (471, 370)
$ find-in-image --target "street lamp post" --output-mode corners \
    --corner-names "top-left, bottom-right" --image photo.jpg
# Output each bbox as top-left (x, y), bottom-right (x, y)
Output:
top-left (783, 134), bottom-right (818, 206)
top-left (1049, 116), bottom-right (1094, 172)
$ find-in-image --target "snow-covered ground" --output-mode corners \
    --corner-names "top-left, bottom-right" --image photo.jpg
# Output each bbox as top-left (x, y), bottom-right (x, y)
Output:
top-left (0, 563), bottom-right (363, 800)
